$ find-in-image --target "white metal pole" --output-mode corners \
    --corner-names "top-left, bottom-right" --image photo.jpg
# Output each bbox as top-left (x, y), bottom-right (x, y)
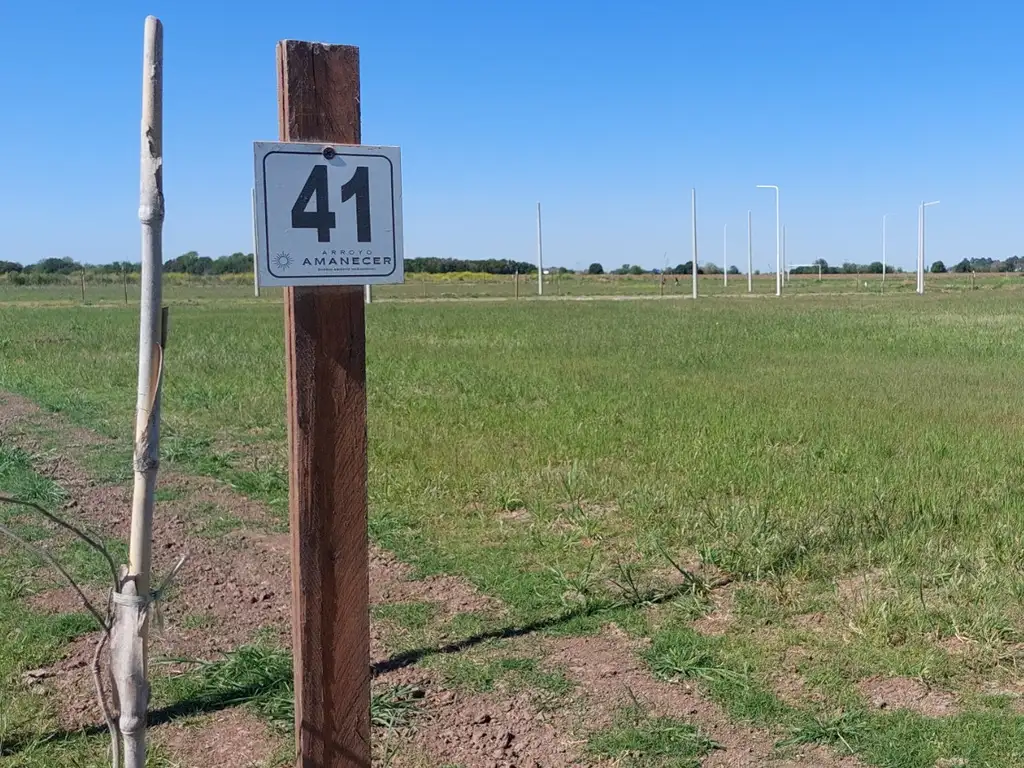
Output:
top-left (782, 224), bottom-right (787, 285)
top-left (723, 224), bottom-right (728, 287)
top-left (921, 204), bottom-right (929, 294)
top-left (536, 202), bottom-right (544, 296)
top-left (747, 210), bottom-right (752, 293)
top-left (918, 201), bottom-right (939, 294)
top-left (691, 188), bottom-right (698, 299)
top-left (364, 284), bottom-right (371, 304)
top-left (757, 185), bottom-right (781, 296)
top-left (881, 213), bottom-right (889, 292)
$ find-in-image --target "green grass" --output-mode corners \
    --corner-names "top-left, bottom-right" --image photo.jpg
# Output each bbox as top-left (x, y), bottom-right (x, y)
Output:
top-left (7, 288), bottom-right (1024, 762)
top-left (159, 642), bottom-right (422, 732)
top-left (433, 652), bottom-right (573, 696)
top-left (588, 705), bottom-right (718, 767)
top-left (189, 503), bottom-right (245, 538)
top-left (0, 444), bottom-right (110, 766)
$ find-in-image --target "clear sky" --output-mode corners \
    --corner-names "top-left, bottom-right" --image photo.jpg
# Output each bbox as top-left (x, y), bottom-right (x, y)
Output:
top-left (1, 1), bottom-right (1021, 272)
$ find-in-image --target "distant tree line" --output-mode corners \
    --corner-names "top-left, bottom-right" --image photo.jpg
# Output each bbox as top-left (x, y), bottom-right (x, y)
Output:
top-left (0, 253), bottom-right (254, 276)
top-left (161, 251), bottom-right (253, 275)
top-left (788, 259), bottom-right (902, 275)
top-left (948, 256), bottom-right (1024, 273)
top-left (405, 258), bottom-right (536, 274)
top-left (4, 252), bottom-right (1023, 279)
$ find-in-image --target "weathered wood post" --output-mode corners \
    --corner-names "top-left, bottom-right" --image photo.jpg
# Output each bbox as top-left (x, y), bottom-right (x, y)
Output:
top-left (279, 41), bottom-right (370, 767)
top-left (253, 39), bottom-right (404, 767)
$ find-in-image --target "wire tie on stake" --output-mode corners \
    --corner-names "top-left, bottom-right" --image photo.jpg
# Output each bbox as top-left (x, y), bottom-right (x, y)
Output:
top-left (112, 554), bottom-right (187, 637)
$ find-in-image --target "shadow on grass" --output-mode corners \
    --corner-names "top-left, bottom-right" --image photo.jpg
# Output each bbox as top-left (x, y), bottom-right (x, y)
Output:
top-left (371, 582), bottom-right (698, 675)
top-left (1, 583), bottom-right (703, 757)
top-left (0, 684), bottom-right (276, 756)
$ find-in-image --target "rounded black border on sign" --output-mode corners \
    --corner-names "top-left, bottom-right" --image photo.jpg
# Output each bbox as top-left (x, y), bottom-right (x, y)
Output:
top-left (262, 148), bottom-right (399, 280)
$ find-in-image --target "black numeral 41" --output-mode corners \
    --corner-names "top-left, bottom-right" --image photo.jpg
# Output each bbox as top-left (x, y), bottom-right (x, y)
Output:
top-left (291, 164), bottom-right (371, 243)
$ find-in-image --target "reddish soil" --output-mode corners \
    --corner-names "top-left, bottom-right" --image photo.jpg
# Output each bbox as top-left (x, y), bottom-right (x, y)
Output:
top-left (407, 689), bottom-right (581, 768)
top-left (370, 547), bottom-right (500, 619)
top-left (152, 709), bottom-right (283, 767)
top-left (1, 391), bottom-right (867, 767)
top-left (856, 675), bottom-right (961, 717)
top-left (691, 590), bottom-right (735, 637)
top-left (543, 627), bottom-right (864, 768)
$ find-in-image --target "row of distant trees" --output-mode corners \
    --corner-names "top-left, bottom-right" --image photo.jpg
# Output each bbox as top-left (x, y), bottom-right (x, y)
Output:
top-left (592, 259), bottom-right (905, 276)
top-left (0, 253), bottom-right (254, 276)
top-left (2, 253), bottom-right (1023, 278)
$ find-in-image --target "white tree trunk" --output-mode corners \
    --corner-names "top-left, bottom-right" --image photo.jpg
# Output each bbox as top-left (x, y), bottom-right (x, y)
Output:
top-left (111, 578), bottom-right (150, 766)
top-left (110, 15), bottom-right (165, 767)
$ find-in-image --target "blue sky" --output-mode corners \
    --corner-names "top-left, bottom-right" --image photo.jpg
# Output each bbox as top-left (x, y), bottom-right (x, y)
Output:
top-left (1, 1), bottom-right (1021, 272)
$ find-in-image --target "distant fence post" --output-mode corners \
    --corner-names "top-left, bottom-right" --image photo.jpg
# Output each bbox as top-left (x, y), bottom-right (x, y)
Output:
top-left (80, 268), bottom-right (86, 303)
top-left (514, 270), bottom-right (519, 299)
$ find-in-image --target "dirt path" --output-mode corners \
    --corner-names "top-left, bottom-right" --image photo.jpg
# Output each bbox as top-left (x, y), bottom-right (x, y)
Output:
top-left (0, 391), bottom-right (866, 767)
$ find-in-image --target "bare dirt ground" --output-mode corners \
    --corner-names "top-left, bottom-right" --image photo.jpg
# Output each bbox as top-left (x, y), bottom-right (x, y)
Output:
top-left (0, 392), bottom-right (864, 767)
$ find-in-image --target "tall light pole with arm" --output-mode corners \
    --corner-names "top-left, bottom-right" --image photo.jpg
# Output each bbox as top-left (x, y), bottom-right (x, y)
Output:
top-left (747, 210), bottom-right (752, 293)
top-left (917, 200), bottom-right (940, 295)
top-left (756, 185), bottom-right (781, 296)
top-left (691, 188), bottom-right (698, 299)
top-left (723, 224), bottom-right (728, 288)
top-left (882, 213), bottom-right (891, 293)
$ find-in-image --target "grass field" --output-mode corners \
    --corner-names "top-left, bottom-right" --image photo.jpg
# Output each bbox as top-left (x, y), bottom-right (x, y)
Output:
top-left (1, 269), bottom-right (1019, 306)
top-left (4, 284), bottom-right (1024, 765)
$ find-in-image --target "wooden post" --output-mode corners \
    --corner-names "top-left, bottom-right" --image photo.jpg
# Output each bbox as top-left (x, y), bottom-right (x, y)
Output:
top-left (278, 40), bottom-right (370, 768)
top-left (123, 264), bottom-right (130, 305)
top-left (422, 274), bottom-right (427, 298)
top-left (514, 270), bottom-right (519, 299)
top-left (80, 268), bottom-right (86, 302)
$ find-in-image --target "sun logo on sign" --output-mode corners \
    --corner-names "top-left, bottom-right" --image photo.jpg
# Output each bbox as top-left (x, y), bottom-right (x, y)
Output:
top-left (272, 252), bottom-right (293, 271)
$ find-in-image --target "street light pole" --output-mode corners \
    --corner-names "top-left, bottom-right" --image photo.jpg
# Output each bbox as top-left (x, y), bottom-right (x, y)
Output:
top-left (756, 185), bottom-right (781, 296)
top-left (536, 201), bottom-right (544, 296)
top-left (691, 188), bottom-right (698, 299)
top-left (723, 224), bottom-right (728, 288)
top-left (917, 200), bottom-right (940, 295)
top-left (747, 210), bottom-right (752, 293)
top-left (782, 224), bottom-right (787, 285)
top-left (882, 213), bottom-right (890, 293)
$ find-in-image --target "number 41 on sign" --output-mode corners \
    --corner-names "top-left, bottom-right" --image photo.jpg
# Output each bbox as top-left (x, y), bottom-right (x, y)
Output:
top-left (253, 141), bottom-right (404, 287)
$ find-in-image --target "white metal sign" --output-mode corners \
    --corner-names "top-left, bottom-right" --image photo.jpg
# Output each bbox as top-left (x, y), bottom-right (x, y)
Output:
top-left (253, 141), bottom-right (404, 286)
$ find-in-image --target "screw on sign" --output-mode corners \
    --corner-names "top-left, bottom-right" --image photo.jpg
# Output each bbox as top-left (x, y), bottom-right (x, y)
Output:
top-left (254, 141), bottom-right (403, 287)
top-left (254, 39), bottom-right (405, 767)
